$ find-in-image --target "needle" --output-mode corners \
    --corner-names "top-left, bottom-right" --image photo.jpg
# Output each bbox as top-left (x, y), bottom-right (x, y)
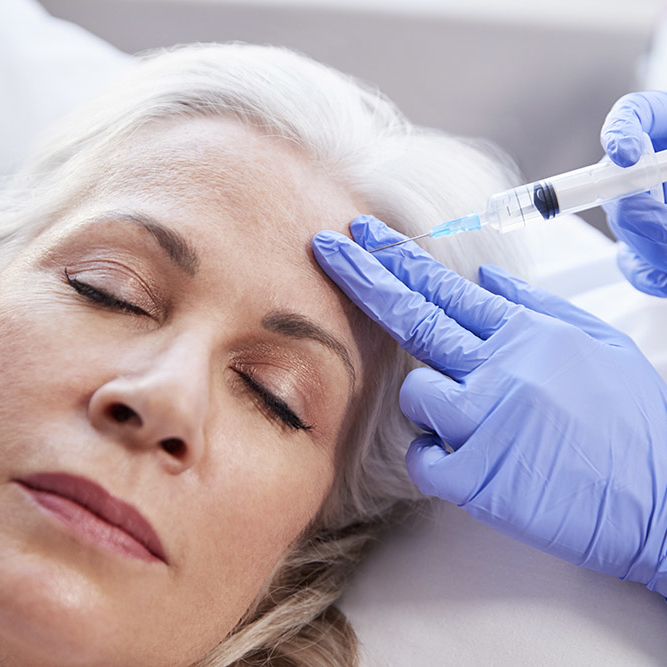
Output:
top-left (368, 232), bottom-right (430, 253)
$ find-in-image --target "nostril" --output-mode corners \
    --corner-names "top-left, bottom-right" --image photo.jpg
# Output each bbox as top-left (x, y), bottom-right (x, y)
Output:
top-left (108, 403), bottom-right (141, 425)
top-left (160, 438), bottom-right (187, 458)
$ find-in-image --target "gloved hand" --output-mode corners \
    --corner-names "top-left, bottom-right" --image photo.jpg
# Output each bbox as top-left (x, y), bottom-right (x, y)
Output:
top-left (601, 90), bottom-right (667, 296)
top-left (313, 214), bottom-right (667, 595)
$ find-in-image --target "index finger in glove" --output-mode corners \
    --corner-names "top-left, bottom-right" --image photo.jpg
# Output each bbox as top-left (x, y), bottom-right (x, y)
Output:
top-left (601, 91), bottom-right (667, 166)
top-left (312, 230), bottom-right (486, 378)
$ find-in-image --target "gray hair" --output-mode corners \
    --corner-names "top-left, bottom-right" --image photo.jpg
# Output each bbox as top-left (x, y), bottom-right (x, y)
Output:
top-left (0, 43), bottom-right (525, 666)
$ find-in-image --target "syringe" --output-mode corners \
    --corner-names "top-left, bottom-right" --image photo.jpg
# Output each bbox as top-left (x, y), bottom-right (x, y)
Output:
top-left (370, 147), bottom-right (667, 252)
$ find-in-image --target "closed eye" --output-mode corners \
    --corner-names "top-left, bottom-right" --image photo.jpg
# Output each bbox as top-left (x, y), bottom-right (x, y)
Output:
top-left (64, 269), bottom-right (151, 317)
top-left (65, 268), bottom-right (313, 432)
top-left (234, 370), bottom-right (313, 432)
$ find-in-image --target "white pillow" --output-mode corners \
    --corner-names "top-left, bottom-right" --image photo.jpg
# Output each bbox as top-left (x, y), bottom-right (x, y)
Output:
top-left (341, 498), bottom-right (667, 666)
top-left (0, 0), bottom-right (131, 176)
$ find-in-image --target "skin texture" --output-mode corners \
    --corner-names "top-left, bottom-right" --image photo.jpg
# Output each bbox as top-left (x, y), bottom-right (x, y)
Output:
top-left (0, 117), bottom-right (376, 666)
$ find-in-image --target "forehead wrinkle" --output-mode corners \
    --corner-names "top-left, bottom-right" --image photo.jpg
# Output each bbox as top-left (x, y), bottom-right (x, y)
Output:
top-left (108, 151), bottom-right (242, 205)
top-left (104, 119), bottom-right (358, 246)
top-left (116, 119), bottom-right (337, 204)
top-left (99, 116), bottom-right (362, 293)
top-left (100, 139), bottom-right (354, 276)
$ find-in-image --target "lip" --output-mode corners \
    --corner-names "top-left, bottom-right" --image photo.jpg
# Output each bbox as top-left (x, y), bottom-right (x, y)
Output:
top-left (15, 472), bottom-right (168, 564)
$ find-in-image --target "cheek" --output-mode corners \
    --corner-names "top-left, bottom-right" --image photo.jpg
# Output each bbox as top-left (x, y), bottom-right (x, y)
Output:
top-left (0, 270), bottom-right (117, 481)
top-left (0, 282), bottom-right (91, 422)
top-left (0, 287), bottom-right (66, 427)
top-left (176, 432), bottom-right (337, 633)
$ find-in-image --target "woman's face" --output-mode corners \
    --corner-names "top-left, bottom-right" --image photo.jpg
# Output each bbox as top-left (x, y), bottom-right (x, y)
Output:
top-left (0, 117), bottom-right (372, 665)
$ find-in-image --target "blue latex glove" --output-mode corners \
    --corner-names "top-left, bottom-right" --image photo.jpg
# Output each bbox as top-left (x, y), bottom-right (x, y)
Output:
top-left (313, 214), bottom-right (667, 595)
top-left (601, 90), bottom-right (667, 296)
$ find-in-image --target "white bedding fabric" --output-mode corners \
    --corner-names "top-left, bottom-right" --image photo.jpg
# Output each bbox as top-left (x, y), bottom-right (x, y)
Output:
top-left (4, 2), bottom-right (667, 664)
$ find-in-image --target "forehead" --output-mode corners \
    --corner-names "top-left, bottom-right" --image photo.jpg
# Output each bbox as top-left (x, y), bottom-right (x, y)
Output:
top-left (101, 116), bottom-right (359, 257)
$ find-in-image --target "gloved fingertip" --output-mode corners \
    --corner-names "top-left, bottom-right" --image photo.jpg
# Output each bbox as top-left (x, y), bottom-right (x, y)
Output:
top-left (312, 229), bottom-right (351, 258)
top-left (350, 214), bottom-right (406, 250)
top-left (312, 229), bottom-right (346, 247)
top-left (399, 366), bottom-right (456, 424)
top-left (411, 431), bottom-right (445, 451)
top-left (349, 214), bottom-right (383, 237)
top-left (602, 133), bottom-right (644, 167)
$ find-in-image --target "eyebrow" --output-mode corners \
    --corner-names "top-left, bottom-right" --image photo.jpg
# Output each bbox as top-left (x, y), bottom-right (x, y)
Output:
top-left (91, 211), bottom-right (200, 276)
top-left (83, 214), bottom-right (355, 388)
top-left (262, 311), bottom-right (357, 390)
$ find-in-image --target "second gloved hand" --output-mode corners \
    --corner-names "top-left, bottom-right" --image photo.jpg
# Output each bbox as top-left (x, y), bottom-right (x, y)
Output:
top-left (313, 215), bottom-right (667, 595)
top-left (601, 90), bottom-right (667, 296)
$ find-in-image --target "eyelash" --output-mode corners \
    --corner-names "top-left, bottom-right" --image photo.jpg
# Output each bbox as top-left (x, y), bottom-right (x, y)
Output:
top-left (64, 269), bottom-right (150, 317)
top-left (235, 371), bottom-right (313, 432)
top-left (64, 269), bottom-right (313, 433)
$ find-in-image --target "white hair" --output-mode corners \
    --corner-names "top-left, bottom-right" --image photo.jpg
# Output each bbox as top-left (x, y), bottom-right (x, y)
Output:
top-left (0, 43), bottom-right (526, 666)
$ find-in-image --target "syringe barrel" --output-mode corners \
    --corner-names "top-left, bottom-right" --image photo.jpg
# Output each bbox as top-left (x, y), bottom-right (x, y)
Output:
top-left (482, 185), bottom-right (548, 232)
top-left (482, 148), bottom-right (667, 233)
top-left (551, 149), bottom-right (667, 214)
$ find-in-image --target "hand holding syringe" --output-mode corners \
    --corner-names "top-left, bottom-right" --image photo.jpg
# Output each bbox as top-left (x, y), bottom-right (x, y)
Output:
top-left (370, 141), bottom-right (667, 252)
top-left (312, 213), bottom-right (667, 600)
top-left (312, 93), bottom-right (667, 602)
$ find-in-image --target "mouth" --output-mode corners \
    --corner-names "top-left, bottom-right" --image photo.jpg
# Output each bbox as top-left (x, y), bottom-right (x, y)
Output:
top-left (15, 472), bottom-right (168, 564)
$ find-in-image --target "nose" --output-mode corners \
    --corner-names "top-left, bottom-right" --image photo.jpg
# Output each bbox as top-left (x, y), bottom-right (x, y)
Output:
top-left (88, 336), bottom-right (209, 473)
